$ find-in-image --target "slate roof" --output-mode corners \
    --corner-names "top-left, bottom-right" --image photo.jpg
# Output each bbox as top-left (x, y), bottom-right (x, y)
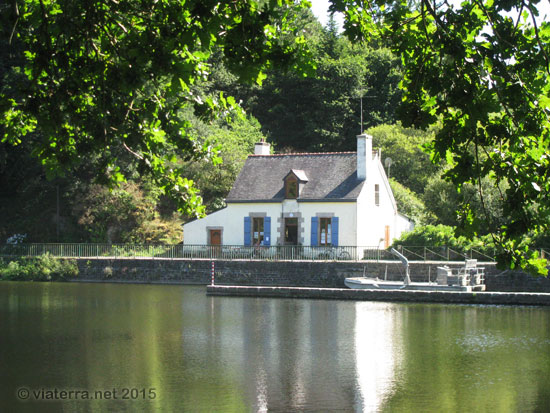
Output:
top-left (226, 152), bottom-right (365, 202)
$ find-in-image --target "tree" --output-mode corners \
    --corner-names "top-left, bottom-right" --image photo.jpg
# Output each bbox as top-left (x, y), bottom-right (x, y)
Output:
top-left (422, 175), bottom-right (507, 232)
top-left (366, 122), bottom-right (439, 194)
top-left (246, 38), bottom-right (402, 151)
top-left (71, 181), bottom-right (182, 244)
top-left (1, 0), bottom-right (314, 218)
top-left (331, 0), bottom-right (550, 275)
top-left (181, 114), bottom-right (267, 212)
top-left (392, 224), bottom-right (496, 257)
top-left (389, 179), bottom-right (433, 225)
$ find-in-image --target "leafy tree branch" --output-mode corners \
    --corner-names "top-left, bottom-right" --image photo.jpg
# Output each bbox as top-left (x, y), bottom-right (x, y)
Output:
top-left (1, 0), bottom-right (314, 219)
top-left (331, 0), bottom-right (550, 274)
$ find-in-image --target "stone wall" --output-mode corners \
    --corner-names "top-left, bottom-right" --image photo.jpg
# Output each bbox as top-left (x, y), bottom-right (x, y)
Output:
top-left (76, 258), bottom-right (211, 284)
top-left (73, 258), bottom-right (550, 292)
top-left (484, 270), bottom-right (550, 292)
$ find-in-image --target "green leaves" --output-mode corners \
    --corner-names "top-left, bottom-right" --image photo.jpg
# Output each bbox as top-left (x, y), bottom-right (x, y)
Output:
top-left (336, 0), bottom-right (550, 275)
top-left (2, 103), bottom-right (36, 145)
top-left (1, 0), bottom-right (313, 219)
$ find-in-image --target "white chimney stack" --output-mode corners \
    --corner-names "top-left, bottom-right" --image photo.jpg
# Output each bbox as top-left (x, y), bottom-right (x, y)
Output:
top-left (254, 139), bottom-right (270, 155)
top-left (356, 134), bottom-right (372, 181)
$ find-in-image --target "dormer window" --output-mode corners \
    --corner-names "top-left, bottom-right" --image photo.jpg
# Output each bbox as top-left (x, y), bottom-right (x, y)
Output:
top-left (286, 177), bottom-right (298, 198)
top-left (283, 169), bottom-right (308, 199)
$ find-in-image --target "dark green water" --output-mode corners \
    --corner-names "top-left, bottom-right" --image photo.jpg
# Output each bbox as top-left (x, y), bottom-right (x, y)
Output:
top-left (1, 282), bottom-right (549, 412)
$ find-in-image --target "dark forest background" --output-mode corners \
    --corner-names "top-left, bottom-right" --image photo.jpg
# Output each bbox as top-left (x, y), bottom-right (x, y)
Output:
top-left (0, 10), bottom-right (532, 249)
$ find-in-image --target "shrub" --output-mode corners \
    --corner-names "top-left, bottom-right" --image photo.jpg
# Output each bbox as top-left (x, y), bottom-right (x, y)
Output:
top-left (0, 254), bottom-right (78, 281)
top-left (392, 224), bottom-right (496, 256)
top-left (103, 266), bottom-right (113, 278)
top-left (389, 179), bottom-right (434, 225)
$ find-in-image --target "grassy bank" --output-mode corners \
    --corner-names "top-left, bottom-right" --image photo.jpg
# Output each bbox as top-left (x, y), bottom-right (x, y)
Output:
top-left (0, 254), bottom-right (79, 281)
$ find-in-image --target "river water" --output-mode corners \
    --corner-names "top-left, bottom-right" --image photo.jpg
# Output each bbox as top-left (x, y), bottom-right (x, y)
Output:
top-left (1, 282), bottom-right (549, 412)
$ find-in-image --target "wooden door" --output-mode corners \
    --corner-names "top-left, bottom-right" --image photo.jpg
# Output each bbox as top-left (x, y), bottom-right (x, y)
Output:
top-left (384, 226), bottom-right (390, 249)
top-left (210, 229), bottom-right (221, 257)
top-left (210, 230), bottom-right (221, 245)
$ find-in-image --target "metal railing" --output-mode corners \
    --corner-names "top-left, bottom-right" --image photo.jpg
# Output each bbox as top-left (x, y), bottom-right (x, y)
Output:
top-left (0, 244), bottom-right (182, 259)
top-left (396, 246), bottom-right (497, 262)
top-left (0, 243), bottom-right (507, 262)
top-left (0, 244), bottom-right (365, 261)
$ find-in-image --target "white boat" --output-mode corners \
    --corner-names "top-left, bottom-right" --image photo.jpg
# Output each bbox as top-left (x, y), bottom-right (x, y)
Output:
top-left (344, 249), bottom-right (486, 292)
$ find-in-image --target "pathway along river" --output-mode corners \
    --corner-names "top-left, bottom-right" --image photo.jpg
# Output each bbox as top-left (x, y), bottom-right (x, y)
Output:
top-left (1, 282), bottom-right (549, 412)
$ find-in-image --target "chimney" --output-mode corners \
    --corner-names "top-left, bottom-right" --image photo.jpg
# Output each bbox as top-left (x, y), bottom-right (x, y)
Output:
top-left (356, 134), bottom-right (372, 181)
top-left (254, 139), bottom-right (270, 155)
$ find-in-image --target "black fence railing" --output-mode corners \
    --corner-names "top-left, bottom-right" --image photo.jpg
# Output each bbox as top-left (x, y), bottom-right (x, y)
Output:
top-left (0, 243), bottom-right (513, 262)
top-left (0, 243), bottom-right (364, 261)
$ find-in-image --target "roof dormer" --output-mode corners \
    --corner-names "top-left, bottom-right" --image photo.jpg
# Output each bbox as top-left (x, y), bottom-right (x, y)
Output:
top-left (283, 169), bottom-right (308, 199)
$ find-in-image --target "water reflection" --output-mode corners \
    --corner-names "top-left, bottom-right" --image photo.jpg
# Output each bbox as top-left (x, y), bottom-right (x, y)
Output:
top-left (354, 302), bottom-right (402, 412)
top-left (1, 283), bottom-right (550, 412)
top-left (380, 304), bottom-right (550, 413)
top-left (194, 294), bottom-right (360, 411)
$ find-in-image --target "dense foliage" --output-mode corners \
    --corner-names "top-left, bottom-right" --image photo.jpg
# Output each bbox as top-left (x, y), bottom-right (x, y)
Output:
top-left (248, 40), bottom-right (402, 151)
top-left (0, 254), bottom-right (78, 281)
top-left (367, 123), bottom-right (438, 194)
top-left (1, 1), bottom-right (549, 274)
top-left (1, 0), bottom-right (314, 218)
top-left (394, 224), bottom-right (496, 255)
top-left (331, 0), bottom-right (550, 273)
top-left (389, 179), bottom-right (433, 226)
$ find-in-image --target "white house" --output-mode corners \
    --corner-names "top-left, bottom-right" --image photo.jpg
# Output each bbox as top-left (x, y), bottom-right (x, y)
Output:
top-left (183, 134), bottom-right (413, 249)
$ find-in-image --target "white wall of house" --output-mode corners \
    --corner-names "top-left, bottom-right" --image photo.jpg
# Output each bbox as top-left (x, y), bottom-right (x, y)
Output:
top-left (356, 156), bottom-right (399, 247)
top-left (183, 203), bottom-right (280, 245)
top-left (298, 201), bottom-right (357, 246)
top-left (183, 201), bottom-right (358, 246)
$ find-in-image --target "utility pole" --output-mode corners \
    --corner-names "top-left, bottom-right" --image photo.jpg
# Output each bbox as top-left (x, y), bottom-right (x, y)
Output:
top-left (56, 184), bottom-right (60, 242)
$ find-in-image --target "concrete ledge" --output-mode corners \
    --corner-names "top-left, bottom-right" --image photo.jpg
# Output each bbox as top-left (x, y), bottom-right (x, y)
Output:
top-left (206, 285), bottom-right (550, 306)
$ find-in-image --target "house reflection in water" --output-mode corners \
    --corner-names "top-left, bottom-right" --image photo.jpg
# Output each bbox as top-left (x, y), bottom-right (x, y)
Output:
top-left (354, 302), bottom-right (402, 412)
top-left (197, 294), bottom-right (403, 412)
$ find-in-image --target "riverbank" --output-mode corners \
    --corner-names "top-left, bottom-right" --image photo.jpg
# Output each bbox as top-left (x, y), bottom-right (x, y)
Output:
top-left (3, 256), bottom-right (550, 293)
top-left (72, 258), bottom-right (550, 293)
top-left (206, 285), bottom-right (550, 306)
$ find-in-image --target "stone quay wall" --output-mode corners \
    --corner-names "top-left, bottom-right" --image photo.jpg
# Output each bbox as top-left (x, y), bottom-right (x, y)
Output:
top-left (72, 258), bottom-right (550, 293)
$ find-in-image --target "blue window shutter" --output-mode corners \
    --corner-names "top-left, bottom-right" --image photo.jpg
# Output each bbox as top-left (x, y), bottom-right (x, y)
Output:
top-left (332, 217), bottom-right (339, 246)
top-left (244, 217), bottom-right (251, 246)
top-left (311, 217), bottom-right (318, 246)
top-left (264, 217), bottom-right (271, 246)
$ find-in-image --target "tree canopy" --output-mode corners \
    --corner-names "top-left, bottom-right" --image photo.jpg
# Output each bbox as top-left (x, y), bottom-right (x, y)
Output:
top-left (331, 0), bottom-right (550, 274)
top-left (1, 0), bottom-right (314, 218)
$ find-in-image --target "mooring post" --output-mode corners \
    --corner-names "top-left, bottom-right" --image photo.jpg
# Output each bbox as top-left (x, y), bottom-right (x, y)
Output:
top-left (211, 261), bottom-right (215, 286)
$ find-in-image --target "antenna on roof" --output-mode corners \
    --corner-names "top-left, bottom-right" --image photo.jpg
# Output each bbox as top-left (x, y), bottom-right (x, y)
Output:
top-left (357, 85), bottom-right (376, 134)
top-left (360, 94), bottom-right (363, 134)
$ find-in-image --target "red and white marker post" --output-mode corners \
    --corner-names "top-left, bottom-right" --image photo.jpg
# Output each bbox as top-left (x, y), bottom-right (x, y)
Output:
top-left (211, 261), bottom-right (215, 286)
